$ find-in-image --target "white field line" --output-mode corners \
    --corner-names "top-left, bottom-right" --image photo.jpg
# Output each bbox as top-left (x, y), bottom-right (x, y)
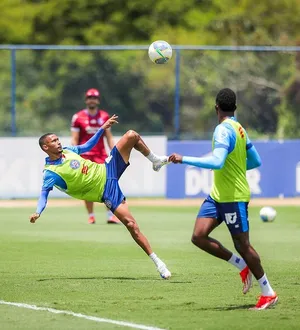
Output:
top-left (0, 300), bottom-right (166, 330)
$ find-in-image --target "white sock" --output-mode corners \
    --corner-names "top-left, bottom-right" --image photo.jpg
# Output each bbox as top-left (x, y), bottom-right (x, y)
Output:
top-left (107, 210), bottom-right (113, 218)
top-left (258, 274), bottom-right (275, 296)
top-left (149, 252), bottom-right (161, 267)
top-left (146, 151), bottom-right (163, 163)
top-left (89, 213), bottom-right (95, 217)
top-left (227, 254), bottom-right (247, 271)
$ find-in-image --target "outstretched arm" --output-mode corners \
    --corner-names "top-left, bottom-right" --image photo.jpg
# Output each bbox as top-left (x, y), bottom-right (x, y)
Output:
top-left (247, 145), bottom-right (262, 170)
top-left (169, 147), bottom-right (228, 169)
top-left (30, 190), bottom-right (50, 223)
top-left (105, 129), bottom-right (115, 150)
top-left (76, 114), bottom-right (118, 154)
top-left (36, 190), bottom-right (50, 214)
top-left (77, 128), bottom-right (105, 154)
top-left (169, 124), bottom-right (231, 169)
top-left (29, 170), bottom-right (58, 223)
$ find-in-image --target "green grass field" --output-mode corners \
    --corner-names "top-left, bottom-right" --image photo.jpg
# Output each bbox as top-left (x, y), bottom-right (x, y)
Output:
top-left (1, 205), bottom-right (300, 330)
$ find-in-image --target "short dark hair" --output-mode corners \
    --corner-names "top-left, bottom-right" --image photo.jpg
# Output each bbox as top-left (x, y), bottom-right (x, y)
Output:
top-left (39, 133), bottom-right (55, 150)
top-left (216, 88), bottom-right (237, 112)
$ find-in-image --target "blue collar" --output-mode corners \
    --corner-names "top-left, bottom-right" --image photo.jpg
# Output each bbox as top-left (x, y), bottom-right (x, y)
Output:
top-left (226, 116), bottom-right (237, 122)
top-left (45, 156), bottom-right (64, 165)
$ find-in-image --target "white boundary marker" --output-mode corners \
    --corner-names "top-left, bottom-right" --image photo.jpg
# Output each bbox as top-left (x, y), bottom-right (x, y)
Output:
top-left (0, 300), bottom-right (166, 330)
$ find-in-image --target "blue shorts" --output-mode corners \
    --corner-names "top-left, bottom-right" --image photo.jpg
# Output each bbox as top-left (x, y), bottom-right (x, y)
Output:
top-left (101, 146), bottom-right (129, 213)
top-left (198, 195), bottom-right (249, 235)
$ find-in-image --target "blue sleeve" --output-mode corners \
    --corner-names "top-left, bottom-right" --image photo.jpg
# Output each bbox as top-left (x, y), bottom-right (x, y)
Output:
top-left (182, 147), bottom-right (228, 170)
top-left (213, 124), bottom-right (231, 150)
top-left (36, 190), bottom-right (50, 214)
top-left (36, 170), bottom-right (56, 215)
top-left (247, 145), bottom-right (262, 170)
top-left (64, 146), bottom-right (79, 154)
top-left (246, 132), bottom-right (253, 150)
top-left (76, 128), bottom-right (105, 154)
top-left (42, 170), bottom-right (56, 191)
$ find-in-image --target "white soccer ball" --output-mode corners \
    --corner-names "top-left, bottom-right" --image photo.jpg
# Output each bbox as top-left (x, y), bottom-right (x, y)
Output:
top-left (148, 40), bottom-right (172, 64)
top-left (259, 206), bottom-right (277, 222)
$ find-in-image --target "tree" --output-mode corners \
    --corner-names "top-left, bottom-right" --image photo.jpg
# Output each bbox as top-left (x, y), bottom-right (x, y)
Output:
top-left (0, 0), bottom-right (300, 138)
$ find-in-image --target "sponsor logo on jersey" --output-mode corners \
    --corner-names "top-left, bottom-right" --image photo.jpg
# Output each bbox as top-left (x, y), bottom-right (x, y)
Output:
top-left (85, 126), bottom-right (101, 134)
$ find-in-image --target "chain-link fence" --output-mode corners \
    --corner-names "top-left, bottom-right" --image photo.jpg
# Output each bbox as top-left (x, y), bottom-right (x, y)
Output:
top-left (1, 45), bottom-right (300, 139)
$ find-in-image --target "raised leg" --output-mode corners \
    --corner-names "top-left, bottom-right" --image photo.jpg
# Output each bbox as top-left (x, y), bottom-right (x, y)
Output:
top-left (116, 130), bottom-right (168, 171)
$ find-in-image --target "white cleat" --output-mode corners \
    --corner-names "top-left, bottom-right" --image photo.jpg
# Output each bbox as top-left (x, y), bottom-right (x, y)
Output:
top-left (157, 262), bottom-right (171, 279)
top-left (152, 156), bottom-right (170, 172)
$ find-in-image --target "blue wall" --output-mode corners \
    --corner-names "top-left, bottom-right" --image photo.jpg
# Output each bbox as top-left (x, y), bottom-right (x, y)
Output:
top-left (167, 140), bottom-right (300, 198)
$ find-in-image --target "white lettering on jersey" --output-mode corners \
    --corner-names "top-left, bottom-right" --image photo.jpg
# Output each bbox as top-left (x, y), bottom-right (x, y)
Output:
top-left (85, 126), bottom-right (101, 134)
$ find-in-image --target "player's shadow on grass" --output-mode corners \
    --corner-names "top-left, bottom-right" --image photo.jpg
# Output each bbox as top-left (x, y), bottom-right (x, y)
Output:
top-left (198, 304), bottom-right (253, 311)
top-left (37, 276), bottom-right (191, 283)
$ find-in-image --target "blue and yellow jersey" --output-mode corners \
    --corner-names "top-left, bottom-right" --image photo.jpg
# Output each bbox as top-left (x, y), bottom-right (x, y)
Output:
top-left (43, 147), bottom-right (106, 201)
top-left (210, 117), bottom-right (252, 202)
top-left (36, 127), bottom-right (107, 214)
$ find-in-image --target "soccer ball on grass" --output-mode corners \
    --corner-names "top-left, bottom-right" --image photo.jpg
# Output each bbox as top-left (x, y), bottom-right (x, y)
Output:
top-left (148, 40), bottom-right (172, 64)
top-left (259, 206), bottom-right (276, 222)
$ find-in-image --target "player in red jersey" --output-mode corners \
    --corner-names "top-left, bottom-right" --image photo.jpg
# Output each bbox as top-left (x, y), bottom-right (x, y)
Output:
top-left (71, 88), bottom-right (121, 224)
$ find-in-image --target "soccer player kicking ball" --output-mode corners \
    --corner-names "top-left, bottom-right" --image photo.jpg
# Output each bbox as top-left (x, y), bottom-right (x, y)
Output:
top-left (29, 115), bottom-right (171, 279)
top-left (169, 88), bottom-right (278, 310)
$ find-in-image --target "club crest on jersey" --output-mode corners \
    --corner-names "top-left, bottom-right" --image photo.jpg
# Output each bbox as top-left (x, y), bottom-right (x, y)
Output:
top-left (70, 159), bottom-right (80, 170)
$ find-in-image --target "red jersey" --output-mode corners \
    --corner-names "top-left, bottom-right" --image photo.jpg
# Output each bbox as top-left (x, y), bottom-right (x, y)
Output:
top-left (71, 109), bottom-right (109, 157)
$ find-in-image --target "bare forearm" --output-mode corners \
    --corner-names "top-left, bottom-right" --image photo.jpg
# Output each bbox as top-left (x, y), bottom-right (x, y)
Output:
top-left (105, 130), bottom-right (115, 150)
top-left (71, 137), bottom-right (79, 146)
top-left (107, 139), bottom-right (115, 150)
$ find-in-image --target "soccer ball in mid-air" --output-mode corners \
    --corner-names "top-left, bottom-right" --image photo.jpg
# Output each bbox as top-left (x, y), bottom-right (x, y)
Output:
top-left (259, 206), bottom-right (277, 222)
top-left (148, 40), bottom-right (172, 64)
